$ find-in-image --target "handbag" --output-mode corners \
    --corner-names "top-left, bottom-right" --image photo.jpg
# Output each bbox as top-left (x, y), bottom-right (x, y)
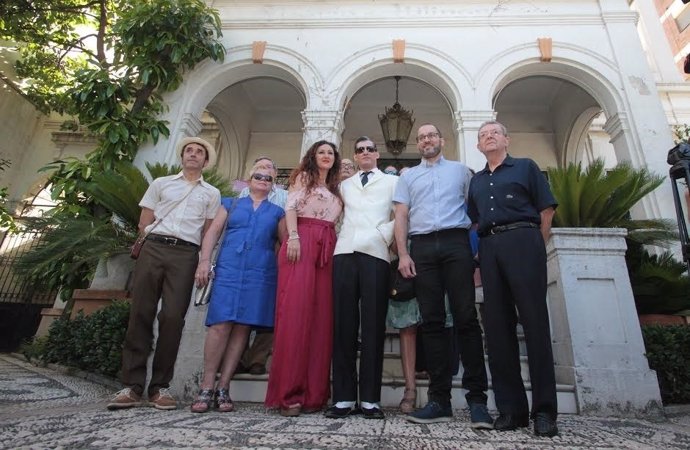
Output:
top-left (389, 258), bottom-right (416, 302)
top-left (129, 185), bottom-right (199, 260)
top-left (129, 235), bottom-right (146, 259)
top-left (194, 198), bottom-right (238, 306)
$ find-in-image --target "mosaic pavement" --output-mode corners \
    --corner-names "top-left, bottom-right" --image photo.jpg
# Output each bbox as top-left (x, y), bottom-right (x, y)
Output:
top-left (1, 354), bottom-right (690, 450)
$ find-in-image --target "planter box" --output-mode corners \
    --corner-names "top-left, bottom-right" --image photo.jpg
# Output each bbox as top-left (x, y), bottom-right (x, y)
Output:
top-left (639, 314), bottom-right (689, 326)
top-left (70, 289), bottom-right (131, 319)
top-left (547, 227), bottom-right (663, 416)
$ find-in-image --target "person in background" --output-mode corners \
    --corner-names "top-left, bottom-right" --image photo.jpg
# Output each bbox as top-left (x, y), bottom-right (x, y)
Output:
top-left (108, 137), bottom-right (220, 411)
top-left (468, 120), bottom-right (558, 437)
top-left (327, 137), bottom-right (397, 420)
top-left (383, 165), bottom-right (398, 176)
top-left (191, 167), bottom-right (285, 413)
top-left (393, 123), bottom-right (491, 427)
top-left (340, 158), bottom-right (356, 181)
top-left (236, 157), bottom-right (287, 376)
top-left (265, 140), bottom-right (343, 417)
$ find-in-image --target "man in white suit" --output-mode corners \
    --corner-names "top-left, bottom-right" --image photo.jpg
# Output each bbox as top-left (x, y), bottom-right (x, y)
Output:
top-left (326, 136), bottom-right (398, 420)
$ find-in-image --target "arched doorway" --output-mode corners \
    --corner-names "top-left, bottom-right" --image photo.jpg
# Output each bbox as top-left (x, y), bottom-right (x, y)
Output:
top-left (205, 76), bottom-right (306, 187)
top-left (492, 75), bottom-right (616, 170)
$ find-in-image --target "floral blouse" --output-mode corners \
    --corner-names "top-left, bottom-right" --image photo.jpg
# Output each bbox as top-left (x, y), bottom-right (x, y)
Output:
top-left (286, 173), bottom-right (342, 223)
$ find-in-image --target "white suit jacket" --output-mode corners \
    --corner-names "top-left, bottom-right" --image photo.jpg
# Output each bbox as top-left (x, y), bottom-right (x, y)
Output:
top-left (334, 168), bottom-right (398, 262)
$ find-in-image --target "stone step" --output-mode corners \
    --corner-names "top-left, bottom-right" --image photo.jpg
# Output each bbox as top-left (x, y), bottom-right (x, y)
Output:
top-left (381, 352), bottom-right (531, 382)
top-left (383, 329), bottom-right (528, 356)
top-left (226, 373), bottom-right (577, 414)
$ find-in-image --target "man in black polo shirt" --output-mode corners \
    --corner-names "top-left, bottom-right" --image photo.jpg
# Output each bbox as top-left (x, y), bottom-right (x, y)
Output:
top-left (467, 121), bottom-right (558, 437)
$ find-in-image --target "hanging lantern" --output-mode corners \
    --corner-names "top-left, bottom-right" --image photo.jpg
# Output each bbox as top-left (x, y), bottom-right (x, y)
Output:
top-left (378, 76), bottom-right (415, 156)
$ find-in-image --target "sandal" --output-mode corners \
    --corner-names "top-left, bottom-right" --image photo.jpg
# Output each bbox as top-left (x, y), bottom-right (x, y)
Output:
top-left (190, 389), bottom-right (214, 413)
top-left (214, 388), bottom-right (234, 412)
top-left (399, 388), bottom-right (416, 414)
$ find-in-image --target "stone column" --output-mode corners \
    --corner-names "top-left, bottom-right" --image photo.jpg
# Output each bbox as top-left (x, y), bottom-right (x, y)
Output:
top-left (300, 109), bottom-right (344, 157)
top-left (170, 301), bottom-right (208, 400)
top-left (455, 110), bottom-right (495, 171)
top-left (547, 227), bottom-right (663, 416)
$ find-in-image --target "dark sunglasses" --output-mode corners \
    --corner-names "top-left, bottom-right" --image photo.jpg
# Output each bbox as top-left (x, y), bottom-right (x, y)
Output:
top-left (355, 146), bottom-right (378, 154)
top-left (251, 173), bottom-right (273, 182)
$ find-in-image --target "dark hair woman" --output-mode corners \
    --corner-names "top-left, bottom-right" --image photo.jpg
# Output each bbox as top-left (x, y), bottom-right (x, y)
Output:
top-left (265, 140), bottom-right (343, 417)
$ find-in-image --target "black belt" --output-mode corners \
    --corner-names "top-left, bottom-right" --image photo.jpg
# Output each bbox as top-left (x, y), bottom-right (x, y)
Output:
top-left (409, 228), bottom-right (468, 240)
top-left (147, 234), bottom-right (199, 248)
top-left (479, 222), bottom-right (538, 237)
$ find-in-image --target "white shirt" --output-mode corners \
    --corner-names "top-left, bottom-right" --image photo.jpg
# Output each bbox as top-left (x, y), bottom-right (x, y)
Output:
top-left (139, 172), bottom-right (221, 245)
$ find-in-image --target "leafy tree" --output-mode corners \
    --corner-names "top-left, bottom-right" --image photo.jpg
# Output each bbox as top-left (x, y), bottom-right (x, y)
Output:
top-left (2, 0), bottom-right (226, 296)
top-left (0, 159), bottom-right (18, 232)
top-left (1, 0), bottom-right (225, 209)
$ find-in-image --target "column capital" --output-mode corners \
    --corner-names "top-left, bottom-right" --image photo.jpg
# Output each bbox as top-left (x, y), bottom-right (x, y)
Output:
top-left (300, 109), bottom-right (344, 156)
top-left (455, 110), bottom-right (497, 132)
top-left (603, 112), bottom-right (629, 143)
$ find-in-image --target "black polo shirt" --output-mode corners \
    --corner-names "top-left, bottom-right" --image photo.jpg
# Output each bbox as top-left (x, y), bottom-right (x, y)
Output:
top-left (467, 155), bottom-right (557, 236)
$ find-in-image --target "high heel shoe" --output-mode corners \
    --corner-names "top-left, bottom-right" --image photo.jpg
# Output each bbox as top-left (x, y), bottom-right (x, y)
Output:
top-left (399, 388), bottom-right (417, 414)
top-left (190, 389), bottom-right (214, 413)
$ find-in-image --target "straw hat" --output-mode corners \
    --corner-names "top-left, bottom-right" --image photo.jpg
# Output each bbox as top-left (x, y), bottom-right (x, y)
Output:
top-left (176, 136), bottom-right (217, 170)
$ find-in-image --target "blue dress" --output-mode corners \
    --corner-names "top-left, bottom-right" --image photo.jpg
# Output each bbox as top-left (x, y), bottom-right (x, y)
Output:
top-left (205, 197), bottom-right (284, 327)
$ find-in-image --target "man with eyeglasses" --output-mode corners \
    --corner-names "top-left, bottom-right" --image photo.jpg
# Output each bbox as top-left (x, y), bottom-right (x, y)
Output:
top-left (235, 157), bottom-right (287, 375)
top-left (467, 121), bottom-right (558, 437)
top-left (327, 136), bottom-right (398, 420)
top-left (393, 124), bottom-right (492, 427)
top-left (340, 158), bottom-right (356, 181)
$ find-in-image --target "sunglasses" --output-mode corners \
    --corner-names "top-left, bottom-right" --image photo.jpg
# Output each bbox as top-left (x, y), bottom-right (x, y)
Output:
top-left (355, 146), bottom-right (378, 154)
top-left (251, 173), bottom-right (274, 182)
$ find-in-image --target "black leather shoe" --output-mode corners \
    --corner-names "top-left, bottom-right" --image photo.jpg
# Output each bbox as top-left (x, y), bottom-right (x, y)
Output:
top-left (533, 413), bottom-right (558, 437)
top-left (362, 406), bottom-right (384, 419)
top-left (324, 404), bottom-right (360, 418)
top-left (494, 413), bottom-right (529, 431)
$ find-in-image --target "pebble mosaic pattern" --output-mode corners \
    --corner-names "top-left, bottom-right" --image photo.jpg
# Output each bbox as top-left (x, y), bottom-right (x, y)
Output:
top-left (1, 355), bottom-right (690, 449)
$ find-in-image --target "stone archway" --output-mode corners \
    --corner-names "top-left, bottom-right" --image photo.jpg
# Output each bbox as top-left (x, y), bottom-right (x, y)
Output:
top-left (134, 44), bottom-right (315, 177)
top-left (320, 44), bottom-right (468, 162)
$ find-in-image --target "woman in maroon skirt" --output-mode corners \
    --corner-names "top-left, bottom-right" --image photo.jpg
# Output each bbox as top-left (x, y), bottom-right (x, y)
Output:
top-left (265, 140), bottom-right (343, 416)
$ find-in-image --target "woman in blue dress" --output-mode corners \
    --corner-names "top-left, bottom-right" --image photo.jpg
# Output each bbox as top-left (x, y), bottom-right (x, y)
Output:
top-left (191, 167), bottom-right (286, 413)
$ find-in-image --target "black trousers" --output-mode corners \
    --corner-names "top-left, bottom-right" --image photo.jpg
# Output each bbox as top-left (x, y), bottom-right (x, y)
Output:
top-left (331, 252), bottom-right (389, 403)
top-left (120, 240), bottom-right (198, 397)
top-left (410, 228), bottom-right (488, 407)
top-left (479, 227), bottom-right (558, 419)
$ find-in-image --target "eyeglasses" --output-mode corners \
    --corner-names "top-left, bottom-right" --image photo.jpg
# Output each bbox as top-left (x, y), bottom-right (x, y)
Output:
top-left (251, 173), bottom-right (273, 182)
top-left (479, 129), bottom-right (504, 139)
top-left (416, 132), bottom-right (440, 142)
top-left (384, 169), bottom-right (398, 175)
top-left (355, 146), bottom-right (378, 154)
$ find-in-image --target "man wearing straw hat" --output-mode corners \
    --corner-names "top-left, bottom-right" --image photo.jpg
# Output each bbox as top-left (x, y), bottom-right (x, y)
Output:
top-left (107, 136), bottom-right (221, 411)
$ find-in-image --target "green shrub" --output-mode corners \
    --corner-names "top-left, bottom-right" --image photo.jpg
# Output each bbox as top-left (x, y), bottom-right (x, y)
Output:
top-left (19, 335), bottom-right (48, 363)
top-left (40, 301), bottom-right (130, 378)
top-left (642, 325), bottom-right (690, 404)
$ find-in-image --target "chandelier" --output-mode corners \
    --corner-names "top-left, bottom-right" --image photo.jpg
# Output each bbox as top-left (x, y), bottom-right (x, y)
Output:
top-left (378, 76), bottom-right (415, 156)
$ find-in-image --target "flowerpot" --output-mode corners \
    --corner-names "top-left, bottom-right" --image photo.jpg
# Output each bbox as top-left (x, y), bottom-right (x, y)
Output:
top-left (70, 289), bottom-right (131, 319)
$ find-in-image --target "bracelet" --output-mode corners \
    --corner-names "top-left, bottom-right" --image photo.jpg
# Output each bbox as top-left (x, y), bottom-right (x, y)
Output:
top-left (289, 230), bottom-right (299, 236)
top-left (288, 236), bottom-right (300, 242)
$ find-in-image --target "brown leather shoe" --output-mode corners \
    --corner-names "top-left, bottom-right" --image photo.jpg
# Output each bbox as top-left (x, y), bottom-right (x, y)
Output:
top-left (107, 388), bottom-right (142, 410)
top-left (149, 388), bottom-right (177, 410)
